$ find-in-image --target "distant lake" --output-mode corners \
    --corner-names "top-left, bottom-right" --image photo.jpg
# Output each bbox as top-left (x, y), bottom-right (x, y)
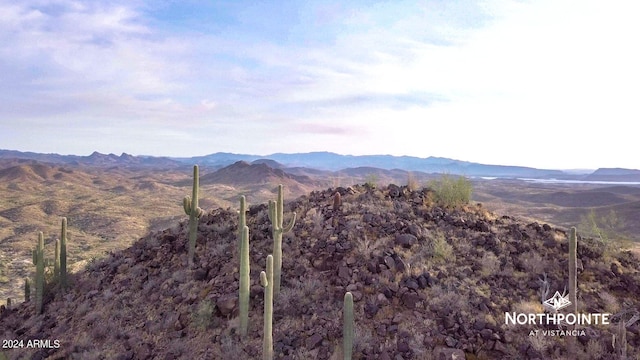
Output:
top-left (473, 176), bottom-right (640, 185)
top-left (518, 178), bottom-right (640, 185)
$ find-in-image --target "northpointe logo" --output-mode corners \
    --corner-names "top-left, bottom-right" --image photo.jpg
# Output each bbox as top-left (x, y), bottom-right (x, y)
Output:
top-left (543, 291), bottom-right (571, 312)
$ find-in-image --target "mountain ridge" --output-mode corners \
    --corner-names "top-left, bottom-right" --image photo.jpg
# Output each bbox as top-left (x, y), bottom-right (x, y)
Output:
top-left (3, 149), bottom-right (639, 181)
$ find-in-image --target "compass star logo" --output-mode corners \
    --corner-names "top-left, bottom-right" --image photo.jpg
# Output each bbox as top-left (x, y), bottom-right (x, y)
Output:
top-left (543, 291), bottom-right (571, 312)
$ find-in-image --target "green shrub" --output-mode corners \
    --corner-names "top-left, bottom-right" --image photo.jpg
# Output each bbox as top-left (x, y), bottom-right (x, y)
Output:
top-left (430, 232), bottom-right (454, 263)
top-left (578, 208), bottom-right (631, 256)
top-left (192, 299), bottom-right (214, 329)
top-left (428, 174), bottom-right (472, 208)
top-left (364, 174), bottom-right (378, 189)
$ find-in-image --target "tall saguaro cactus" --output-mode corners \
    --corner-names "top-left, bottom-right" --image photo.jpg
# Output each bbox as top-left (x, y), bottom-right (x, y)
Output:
top-left (239, 225), bottom-right (250, 337)
top-left (59, 217), bottom-right (68, 288)
top-left (260, 255), bottom-right (274, 360)
top-left (343, 292), bottom-right (354, 360)
top-left (183, 165), bottom-right (204, 267)
top-left (268, 184), bottom-right (296, 297)
top-left (238, 195), bottom-right (247, 253)
top-left (32, 232), bottom-right (45, 314)
top-left (569, 227), bottom-right (577, 315)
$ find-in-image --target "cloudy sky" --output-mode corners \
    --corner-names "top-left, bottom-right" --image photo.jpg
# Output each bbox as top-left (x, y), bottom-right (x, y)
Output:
top-left (1, 0), bottom-right (638, 170)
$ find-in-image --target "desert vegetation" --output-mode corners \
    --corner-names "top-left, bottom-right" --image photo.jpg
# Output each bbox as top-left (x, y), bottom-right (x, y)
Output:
top-left (428, 174), bottom-right (473, 208)
top-left (1, 166), bottom-right (639, 359)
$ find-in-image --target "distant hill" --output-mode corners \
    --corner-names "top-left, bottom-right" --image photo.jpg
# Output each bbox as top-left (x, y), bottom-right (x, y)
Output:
top-left (0, 163), bottom-right (55, 182)
top-left (583, 168), bottom-right (640, 182)
top-left (0, 162), bottom-right (93, 186)
top-left (199, 161), bottom-right (316, 186)
top-left (251, 159), bottom-right (285, 169)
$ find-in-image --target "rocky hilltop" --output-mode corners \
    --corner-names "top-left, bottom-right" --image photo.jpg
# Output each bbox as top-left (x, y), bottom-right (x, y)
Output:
top-left (1, 184), bottom-right (639, 359)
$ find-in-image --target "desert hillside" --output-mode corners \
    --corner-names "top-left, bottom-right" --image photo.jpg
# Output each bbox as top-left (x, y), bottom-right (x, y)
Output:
top-left (1, 184), bottom-right (639, 359)
top-left (0, 160), bottom-right (322, 304)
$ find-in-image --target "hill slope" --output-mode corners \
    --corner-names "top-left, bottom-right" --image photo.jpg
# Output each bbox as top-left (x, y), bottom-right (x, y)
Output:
top-left (1, 185), bottom-right (639, 359)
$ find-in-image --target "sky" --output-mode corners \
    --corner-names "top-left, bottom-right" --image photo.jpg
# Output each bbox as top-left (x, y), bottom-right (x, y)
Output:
top-left (1, 0), bottom-right (638, 170)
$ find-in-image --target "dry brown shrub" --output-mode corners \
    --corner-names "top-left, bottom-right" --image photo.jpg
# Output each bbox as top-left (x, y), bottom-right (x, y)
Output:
top-left (480, 251), bottom-right (500, 277)
top-left (518, 250), bottom-right (546, 275)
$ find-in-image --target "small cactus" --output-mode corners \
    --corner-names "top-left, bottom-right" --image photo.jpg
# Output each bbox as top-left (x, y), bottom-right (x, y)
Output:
top-left (260, 255), bottom-right (274, 360)
top-left (333, 191), bottom-right (342, 211)
top-left (268, 184), bottom-right (296, 297)
top-left (32, 231), bottom-right (45, 314)
top-left (5, 298), bottom-right (11, 310)
top-left (343, 292), bottom-right (354, 360)
top-left (183, 165), bottom-right (204, 267)
top-left (239, 225), bottom-right (250, 337)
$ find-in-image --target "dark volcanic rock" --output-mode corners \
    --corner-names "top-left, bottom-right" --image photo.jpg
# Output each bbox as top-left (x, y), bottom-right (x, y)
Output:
top-left (395, 233), bottom-right (417, 248)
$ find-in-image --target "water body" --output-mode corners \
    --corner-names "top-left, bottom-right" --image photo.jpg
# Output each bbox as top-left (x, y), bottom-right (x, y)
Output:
top-left (473, 176), bottom-right (640, 185)
top-left (517, 178), bottom-right (640, 186)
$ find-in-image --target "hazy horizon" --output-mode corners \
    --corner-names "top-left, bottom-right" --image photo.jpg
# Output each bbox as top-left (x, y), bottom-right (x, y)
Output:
top-left (3, 147), bottom-right (633, 172)
top-left (1, 1), bottom-right (638, 170)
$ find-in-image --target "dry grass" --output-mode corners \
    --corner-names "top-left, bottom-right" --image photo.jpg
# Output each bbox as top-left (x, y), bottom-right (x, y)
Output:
top-left (429, 232), bottom-right (455, 264)
top-left (480, 251), bottom-right (501, 277)
top-left (599, 290), bottom-right (620, 314)
top-left (528, 334), bottom-right (551, 353)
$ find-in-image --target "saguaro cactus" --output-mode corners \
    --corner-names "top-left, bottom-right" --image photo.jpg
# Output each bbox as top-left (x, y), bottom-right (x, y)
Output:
top-left (238, 195), bottom-right (247, 254)
top-left (183, 165), bottom-right (204, 266)
top-left (24, 277), bottom-right (30, 302)
top-left (569, 227), bottom-right (577, 315)
top-left (260, 255), bottom-right (274, 360)
top-left (239, 225), bottom-right (250, 337)
top-left (32, 232), bottom-right (45, 314)
top-left (343, 292), bottom-right (354, 360)
top-left (268, 184), bottom-right (296, 297)
top-left (59, 217), bottom-right (68, 288)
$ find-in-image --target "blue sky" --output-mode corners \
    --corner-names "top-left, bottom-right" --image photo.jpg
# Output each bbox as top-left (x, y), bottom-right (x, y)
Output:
top-left (1, 0), bottom-right (638, 170)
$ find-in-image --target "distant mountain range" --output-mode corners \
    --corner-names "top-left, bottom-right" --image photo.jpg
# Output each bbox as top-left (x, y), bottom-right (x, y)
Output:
top-left (1, 149), bottom-right (639, 182)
